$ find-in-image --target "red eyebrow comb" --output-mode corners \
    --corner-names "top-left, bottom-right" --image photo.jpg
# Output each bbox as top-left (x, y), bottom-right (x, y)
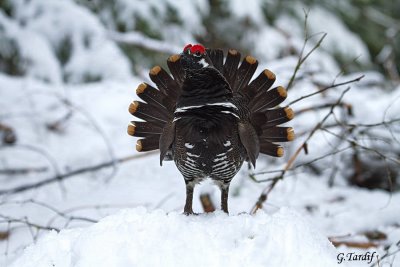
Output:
top-left (190, 44), bottom-right (205, 54)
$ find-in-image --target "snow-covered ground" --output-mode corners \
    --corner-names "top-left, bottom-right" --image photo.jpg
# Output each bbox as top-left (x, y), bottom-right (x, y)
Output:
top-left (1, 0), bottom-right (400, 266)
top-left (10, 208), bottom-right (339, 267)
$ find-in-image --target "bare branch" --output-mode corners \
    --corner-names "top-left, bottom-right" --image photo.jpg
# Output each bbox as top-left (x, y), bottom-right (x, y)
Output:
top-left (286, 9), bottom-right (327, 91)
top-left (0, 152), bottom-right (157, 196)
top-left (0, 144), bottom-right (62, 178)
top-left (322, 128), bottom-right (400, 166)
top-left (0, 214), bottom-right (59, 232)
top-left (346, 118), bottom-right (400, 128)
top-left (0, 166), bottom-right (48, 175)
top-left (253, 146), bottom-right (351, 179)
top-left (200, 193), bottom-right (216, 213)
top-left (251, 87), bottom-right (352, 214)
top-left (288, 75), bottom-right (364, 106)
top-left (329, 239), bottom-right (379, 249)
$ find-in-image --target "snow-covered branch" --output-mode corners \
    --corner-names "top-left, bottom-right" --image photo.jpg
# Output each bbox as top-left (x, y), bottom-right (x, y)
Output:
top-left (108, 31), bottom-right (180, 54)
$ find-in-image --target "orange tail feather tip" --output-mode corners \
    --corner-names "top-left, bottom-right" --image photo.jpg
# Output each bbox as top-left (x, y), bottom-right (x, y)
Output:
top-left (136, 136), bottom-right (159, 152)
top-left (168, 54), bottom-right (180, 63)
top-left (127, 122), bottom-right (136, 136)
top-left (260, 141), bottom-right (284, 157)
top-left (136, 139), bottom-right (143, 152)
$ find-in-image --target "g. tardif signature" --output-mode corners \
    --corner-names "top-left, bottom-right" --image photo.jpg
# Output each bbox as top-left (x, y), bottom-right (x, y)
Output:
top-left (337, 251), bottom-right (378, 264)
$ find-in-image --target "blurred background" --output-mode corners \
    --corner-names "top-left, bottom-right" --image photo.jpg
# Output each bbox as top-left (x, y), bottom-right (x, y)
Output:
top-left (0, 0), bottom-right (399, 265)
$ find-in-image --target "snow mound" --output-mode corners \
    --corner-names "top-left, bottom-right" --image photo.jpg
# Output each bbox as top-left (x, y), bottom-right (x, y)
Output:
top-left (11, 207), bottom-right (339, 267)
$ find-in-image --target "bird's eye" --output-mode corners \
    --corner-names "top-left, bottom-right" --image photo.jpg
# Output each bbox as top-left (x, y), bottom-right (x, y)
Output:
top-left (193, 51), bottom-right (201, 57)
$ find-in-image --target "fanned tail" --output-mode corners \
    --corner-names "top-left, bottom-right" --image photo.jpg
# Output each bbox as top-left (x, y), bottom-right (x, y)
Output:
top-left (128, 48), bottom-right (294, 158)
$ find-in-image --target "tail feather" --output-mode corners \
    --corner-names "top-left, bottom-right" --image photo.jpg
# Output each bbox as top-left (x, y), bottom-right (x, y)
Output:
top-left (129, 101), bottom-right (170, 127)
top-left (207, 48), bottom-right (224, 72)
top-left (260, 141), bottom-right (284, 157)
top-left (149, 65), bottom-right (179, 101)
top-left (167, 54), bottom-right (185, 86)
top-left (136, 136), bottom-right (160, 152)
top-left (260, 127), bottom-right (295, 142)
top-left (127, 121), bottom-right (163, 138)
top-left (250, 86), bottom-right (287, 113)
top-left (234, 56), bottom-right (258, 92)
top-left (243, 69), bottom-right (276, 99)
top-left (136, 83), bottom-right (175, 112)
top-left (223, 49), bottom-right (241, 88)
top-left (262, 107), bottom-right (294, 128)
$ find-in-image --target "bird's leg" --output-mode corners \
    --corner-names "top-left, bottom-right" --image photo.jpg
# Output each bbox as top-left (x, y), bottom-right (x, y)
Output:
top-left (220, 183), bottom-right (230, 214)
top-left (183, 182), bottom-right (194, 215)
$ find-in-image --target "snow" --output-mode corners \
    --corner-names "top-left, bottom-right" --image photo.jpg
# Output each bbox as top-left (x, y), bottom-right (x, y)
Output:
top-left (229, 0), bottom-right (265, 25)
top-left (306, 6), bottom-right (371, 64)
top-left (109, 0), bottom-right (207, 44)
top-left (10, 208), bottom-right (338, 267)
top-left (7, 0), bottom-right (132, 83)
top-left (1, 1), bottom-right (399, 266)
top-left (0, 12), bottom-right (62, 83)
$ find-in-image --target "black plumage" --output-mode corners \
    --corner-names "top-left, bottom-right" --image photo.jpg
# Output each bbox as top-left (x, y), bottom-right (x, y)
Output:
top-left (128, 44), bottom-right (295, 214)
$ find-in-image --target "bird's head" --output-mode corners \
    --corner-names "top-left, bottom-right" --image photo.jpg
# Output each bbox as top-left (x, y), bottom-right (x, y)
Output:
top-left (180, 44), bottom-right (212, 71)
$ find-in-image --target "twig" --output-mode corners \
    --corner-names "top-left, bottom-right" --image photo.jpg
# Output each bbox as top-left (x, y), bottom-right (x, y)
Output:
top-left (23, 90), bottom-right (120, 183)
top-left (250, 87), bottom-right (351, 214)
top-left (0, 214), bottom-right (59, 231)
top-left (46, 111), bottom-right (73, 132)
top-left (0, 123), bottom-right (16, 144)
top-left (0, 231), bottom-right (9, 240)
top-left (295, 102), bottom-right (352, 116)
top-left (12, 199), bottom-right (97, 224)
top-left (370, 240), bottom-right (400, 267)
top-left (346, 118), bottom-right (400, 128)
top-left (200, 193), bottom-right (216, 213)
top-left (0, 144), bottom-right (62, 179)
top-left (286, 9), bottom-right (327, 91)
top-left (0, 152), bottom-right (157, 196)
top-left (59, 97), bottom-right (118, 183)
top-left (288, 75), bottom-right (364, 106)
top-left (329, 239), bottom-right (379, 249)
top-left (322, 128), bottom-right (400, 166)
top-left (0, 166), bottom-right (48, 175)
top-left (0, 144), bottom-right (66, 195)
top-left (253, 146), bottom-right (351, 178)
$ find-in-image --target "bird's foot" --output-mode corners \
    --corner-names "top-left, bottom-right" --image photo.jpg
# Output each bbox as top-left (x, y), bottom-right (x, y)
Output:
top-left (183, 208), bottom-right (198, 216)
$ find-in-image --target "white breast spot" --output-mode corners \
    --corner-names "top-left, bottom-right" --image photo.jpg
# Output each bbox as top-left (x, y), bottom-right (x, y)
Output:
top-left (199, 58), bottom-right (209, 68)
top-left (223, 140), bottom-right (231, 147)
top-left (185, 143), bottom-right (194, 149)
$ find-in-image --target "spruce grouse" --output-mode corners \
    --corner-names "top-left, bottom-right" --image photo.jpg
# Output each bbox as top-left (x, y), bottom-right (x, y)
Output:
top-left (128, 44), bottom-right (294, 214)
